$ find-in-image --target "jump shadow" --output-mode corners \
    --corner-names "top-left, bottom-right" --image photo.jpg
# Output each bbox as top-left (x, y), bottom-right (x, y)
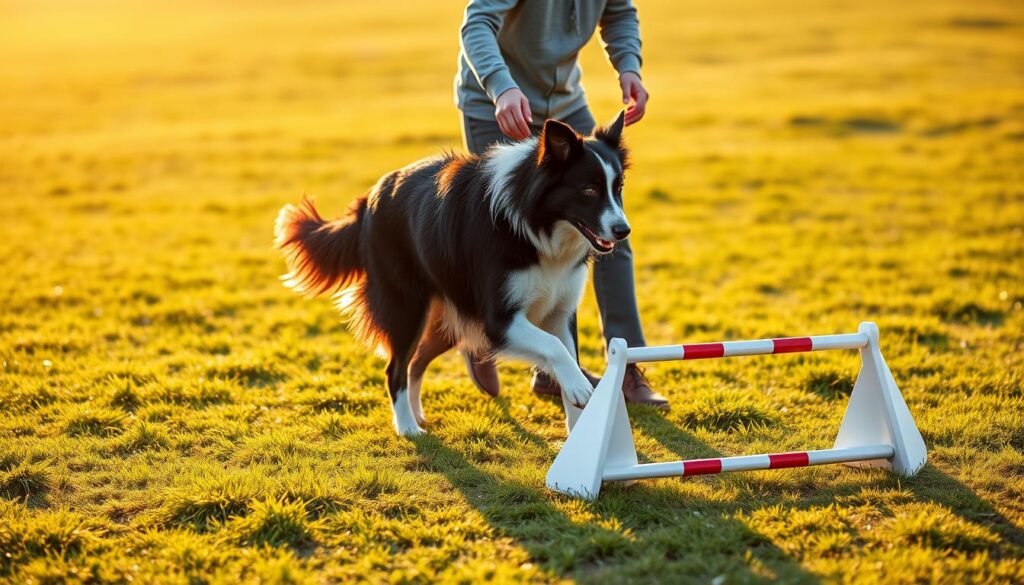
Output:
top-left (630, 404), bottom-right (1024, 560)
top-left (903, 465), bottom-right (1024, 553)
top-left (409, 395), bottom-right (823, 583)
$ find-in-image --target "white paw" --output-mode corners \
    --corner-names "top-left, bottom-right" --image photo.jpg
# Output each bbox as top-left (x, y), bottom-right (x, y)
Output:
top-left (394, 419), bottom-right (426, 437)
top-left (393, 389), bottom-right (425, 436)
top-left (558, 370), bottom-right (594, 408)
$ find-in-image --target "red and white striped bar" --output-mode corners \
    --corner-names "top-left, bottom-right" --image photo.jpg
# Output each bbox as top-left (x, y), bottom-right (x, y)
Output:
top-left (601, 445), bottom-right (894, 482)
top-left (626, 332), bottom-right (869, 363)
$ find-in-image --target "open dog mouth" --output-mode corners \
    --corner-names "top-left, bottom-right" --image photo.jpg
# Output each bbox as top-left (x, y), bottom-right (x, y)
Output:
top-left (570, 219), bottom-right (615, 253)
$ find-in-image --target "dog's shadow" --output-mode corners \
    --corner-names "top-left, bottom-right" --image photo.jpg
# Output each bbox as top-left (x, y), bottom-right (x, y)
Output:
top-left (408, 395), bottom-right (824, 583)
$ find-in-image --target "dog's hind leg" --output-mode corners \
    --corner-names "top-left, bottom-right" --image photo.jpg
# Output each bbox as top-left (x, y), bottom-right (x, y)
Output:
top-left (386, 330), bottom-right (427, 436)
top-left (368, 285), bottom-right (430, 436)
top-left (407, 303), bottom-right (454, 426)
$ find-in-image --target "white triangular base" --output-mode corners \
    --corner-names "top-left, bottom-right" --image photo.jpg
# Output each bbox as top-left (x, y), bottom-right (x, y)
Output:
top-left (833, 322), bottom-right (928, 477)
top-left (546, 338), bottom-right (636, 500)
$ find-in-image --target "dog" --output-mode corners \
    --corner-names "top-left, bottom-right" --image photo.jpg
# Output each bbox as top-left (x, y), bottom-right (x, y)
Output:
top-left (274, 112), bottom-right (631, 436)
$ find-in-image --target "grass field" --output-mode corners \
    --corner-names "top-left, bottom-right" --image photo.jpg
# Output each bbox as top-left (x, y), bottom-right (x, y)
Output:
top-left (2, 0), bottom-right (1023, 582)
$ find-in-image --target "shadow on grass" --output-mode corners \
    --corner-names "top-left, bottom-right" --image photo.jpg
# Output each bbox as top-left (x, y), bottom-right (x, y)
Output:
top-left (633, 404), bottom-right (1024, 558)
top-left (902, 465), bottom-right (1024, 553)
top-left (410, 400), bottom-right (824, 583)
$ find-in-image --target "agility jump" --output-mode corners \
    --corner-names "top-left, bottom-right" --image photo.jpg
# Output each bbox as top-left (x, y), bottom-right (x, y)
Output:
top-left (547, 322), bottom-right (927, 499)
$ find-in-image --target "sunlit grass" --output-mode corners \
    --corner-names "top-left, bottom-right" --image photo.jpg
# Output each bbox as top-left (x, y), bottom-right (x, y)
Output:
top-left (1, 0), bottom-right (1022, 582)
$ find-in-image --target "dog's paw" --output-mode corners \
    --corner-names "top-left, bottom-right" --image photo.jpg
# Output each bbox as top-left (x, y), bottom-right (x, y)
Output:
top-left (394, 394), bottom-right (426, 436)
top-left (394, 421), bottom-right (426, 437)
top-left (559, 370), bottom-right (594, 409)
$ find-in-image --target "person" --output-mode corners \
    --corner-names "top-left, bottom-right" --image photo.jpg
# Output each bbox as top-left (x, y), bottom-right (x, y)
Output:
top-left (455, 0), bottom-right (668, 408)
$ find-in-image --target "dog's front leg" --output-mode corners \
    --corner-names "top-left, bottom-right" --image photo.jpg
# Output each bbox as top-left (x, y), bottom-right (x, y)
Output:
top-left (496, 312), bottom-right (593, 408)
top-left (541, 310), bottom-right (586, 429)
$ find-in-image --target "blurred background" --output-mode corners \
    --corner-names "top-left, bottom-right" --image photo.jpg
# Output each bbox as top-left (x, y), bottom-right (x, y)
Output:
top-left (2, 0), bottom-right (1020, 350)
top-left (1, 1), bottom-right (1022, 582)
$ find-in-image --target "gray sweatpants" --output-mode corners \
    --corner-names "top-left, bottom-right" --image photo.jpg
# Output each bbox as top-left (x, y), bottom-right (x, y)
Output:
top-left (461, 107), bottom-right (647, 348)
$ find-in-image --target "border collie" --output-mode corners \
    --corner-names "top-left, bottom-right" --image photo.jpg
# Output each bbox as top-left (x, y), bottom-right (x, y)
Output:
top-left (274, 112), bottom-right (631, 436)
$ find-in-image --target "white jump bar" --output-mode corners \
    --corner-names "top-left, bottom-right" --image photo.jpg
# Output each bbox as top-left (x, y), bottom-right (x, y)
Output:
top-left (602, 444), bottom-right (895, 482)
top-left (626, 332), bottom-right (870, 363)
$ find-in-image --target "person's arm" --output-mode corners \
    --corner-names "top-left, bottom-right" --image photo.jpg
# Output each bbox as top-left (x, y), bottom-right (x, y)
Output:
top-left (460, 0), bottom-right (532, 139)
top-left (599, 0), bottom-right (649, 126)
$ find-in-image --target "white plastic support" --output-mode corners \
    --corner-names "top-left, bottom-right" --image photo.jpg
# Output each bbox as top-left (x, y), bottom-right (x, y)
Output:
top-left (545, 322), bottom-right (927, 500)
top-left (547, 338), bottom-right (635, 499)
top-left (833, 322), bottom-right (928, 476)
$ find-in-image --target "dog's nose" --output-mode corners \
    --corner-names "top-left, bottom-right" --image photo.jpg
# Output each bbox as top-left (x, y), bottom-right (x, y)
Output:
top-left (611, 222), bottom-right (631, 240)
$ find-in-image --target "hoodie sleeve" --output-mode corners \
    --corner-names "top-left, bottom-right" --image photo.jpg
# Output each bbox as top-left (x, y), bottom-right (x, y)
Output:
top-left (460, 0), bottom-right (521, 103)
top-left (599, 0), bottom-right (643, 77)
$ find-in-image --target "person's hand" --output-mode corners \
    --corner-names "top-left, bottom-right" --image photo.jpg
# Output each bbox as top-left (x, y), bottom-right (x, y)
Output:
top-left (494, 88), bottom-right (533, 140)
top-left (619, 72), bottom-right (649, 126)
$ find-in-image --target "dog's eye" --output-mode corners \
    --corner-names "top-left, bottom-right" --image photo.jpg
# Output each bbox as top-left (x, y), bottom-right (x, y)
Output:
top-left (582, 186), bottom-right (598, 197)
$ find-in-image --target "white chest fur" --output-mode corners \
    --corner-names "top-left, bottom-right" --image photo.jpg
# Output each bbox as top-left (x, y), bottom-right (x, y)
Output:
top-left (505, 256), bottom-right (588, 326)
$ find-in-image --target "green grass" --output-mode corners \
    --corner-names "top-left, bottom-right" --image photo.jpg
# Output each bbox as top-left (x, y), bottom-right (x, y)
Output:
top-left (1, 0), bottom-right (1023, 582)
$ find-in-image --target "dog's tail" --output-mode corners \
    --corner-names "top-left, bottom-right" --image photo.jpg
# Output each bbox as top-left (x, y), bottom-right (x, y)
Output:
top-left (274, 197), bottom-right (368, 296)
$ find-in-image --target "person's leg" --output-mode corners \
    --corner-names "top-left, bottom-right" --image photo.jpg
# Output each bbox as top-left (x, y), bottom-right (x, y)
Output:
top-left (592, 239), bottom-right (646, 347)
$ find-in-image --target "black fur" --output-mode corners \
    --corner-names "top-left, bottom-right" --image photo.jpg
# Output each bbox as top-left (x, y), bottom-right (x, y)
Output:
top-left (275, 113), bottom-right (630, 432)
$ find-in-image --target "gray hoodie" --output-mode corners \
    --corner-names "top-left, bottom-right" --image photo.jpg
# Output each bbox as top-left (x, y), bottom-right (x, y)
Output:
top-left (455, 0), bottom-right (642, 122)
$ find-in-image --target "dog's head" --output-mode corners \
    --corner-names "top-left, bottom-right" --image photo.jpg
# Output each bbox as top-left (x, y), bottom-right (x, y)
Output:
top-left (529, 112), bottom-right (631, 255)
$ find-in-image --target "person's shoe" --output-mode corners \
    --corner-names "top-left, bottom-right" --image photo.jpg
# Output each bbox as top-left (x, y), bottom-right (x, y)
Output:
top-left (622, 364), bottom-right (669, 409)
top-left (462, 352), bottom-right (500, 397)
top-left (534, 364), bottom-right (669, 408)
top-left (532, 369), bottom-right (600, 397)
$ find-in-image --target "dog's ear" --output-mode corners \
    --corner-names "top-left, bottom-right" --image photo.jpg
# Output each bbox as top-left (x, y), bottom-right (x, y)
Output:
top-left (595, 110), bottom-right (626, 147)
top-left (539, 119), bottom-right (581, 162)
